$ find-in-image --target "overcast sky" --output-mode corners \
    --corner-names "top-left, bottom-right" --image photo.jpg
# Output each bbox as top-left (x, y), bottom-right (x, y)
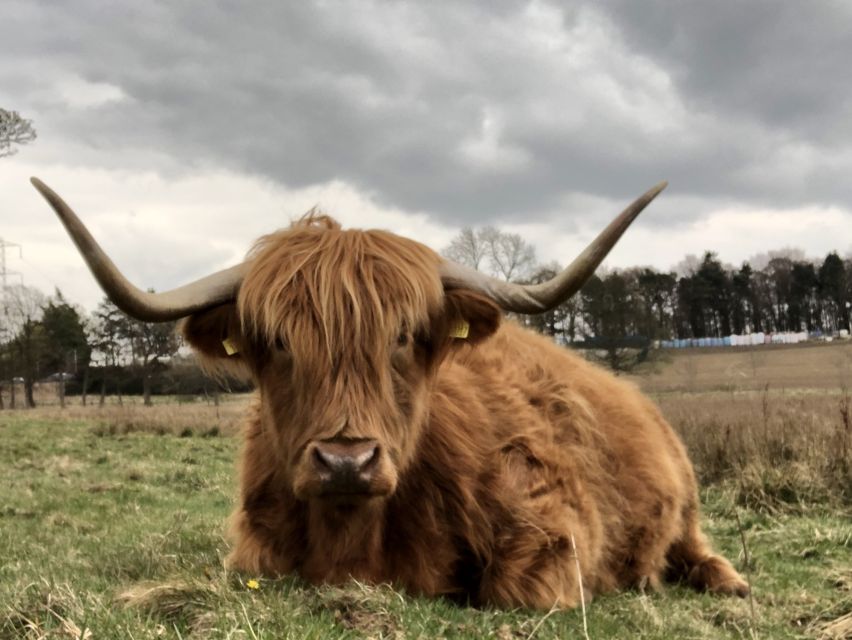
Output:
top-left (3, 0), bottom-right (852, 313)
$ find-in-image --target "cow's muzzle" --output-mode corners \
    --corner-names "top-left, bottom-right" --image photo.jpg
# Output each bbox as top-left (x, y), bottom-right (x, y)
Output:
top-left (308, 438), bottom-right (381, 497)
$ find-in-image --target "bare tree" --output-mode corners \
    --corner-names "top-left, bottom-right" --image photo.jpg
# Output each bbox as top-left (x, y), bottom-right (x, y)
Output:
top-left (442, 226), bottom-right (537, 282)
top-left (674, 254), bottom-right (702, 278)
top-left (3, 285), bottom-right (46, 407)
top-left (441, 227), bottom-right (489, 271)
top-left (0, 108), bottom-right (37, 157)
top-left (747, 247), bottom-right (808, 272)
top-left (480, 227), bottom-right (536, 282)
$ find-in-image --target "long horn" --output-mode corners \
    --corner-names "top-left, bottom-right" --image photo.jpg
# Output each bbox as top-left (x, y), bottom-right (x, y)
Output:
top-left (439, 181), bottom-right (667, 313)
top-left (31, 177), bottom-right (247, 322)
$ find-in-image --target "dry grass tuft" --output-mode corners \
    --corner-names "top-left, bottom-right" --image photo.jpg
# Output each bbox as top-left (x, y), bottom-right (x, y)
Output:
top-left (815, 612), bottom-right (852, 640)
top-left (115, 580), bottom-right (218, 637)
top-left (2, 581), bottom-right (91, 640)
top-left (115, 580), bottom-right (213, 616)
top-left (811, 569), bottom-right (852, 640)
top-left (657, 389), bottom-right (852, 512)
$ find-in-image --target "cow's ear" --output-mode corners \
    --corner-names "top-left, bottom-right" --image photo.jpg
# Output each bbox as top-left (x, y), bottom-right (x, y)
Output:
top-left (179, 303), bottom-right (251, 380)
top-left (441, 288), bottom-right (501, 347)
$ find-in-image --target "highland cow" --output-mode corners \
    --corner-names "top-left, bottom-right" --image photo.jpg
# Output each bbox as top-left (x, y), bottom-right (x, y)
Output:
top-left (32, 177), bottom-right (748, 609)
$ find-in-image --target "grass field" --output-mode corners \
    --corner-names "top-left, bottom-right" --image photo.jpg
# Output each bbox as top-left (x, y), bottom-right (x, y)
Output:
top-left (633, 341), bottom-right (852, 393)
top-left (1, 345), bottom-right (851, 639)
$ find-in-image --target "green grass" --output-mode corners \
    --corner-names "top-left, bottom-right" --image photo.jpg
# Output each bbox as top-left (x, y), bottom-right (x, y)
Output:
top-left (1, 415), bottom-right (850, 639)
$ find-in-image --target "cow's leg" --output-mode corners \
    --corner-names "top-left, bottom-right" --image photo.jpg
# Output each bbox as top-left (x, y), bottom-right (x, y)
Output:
top-left (665, 506), bottom-right (749, 597)
top-left (477, 530), bottom-right (590, 609)
top-left (476, 497), bottom-right (606, 610)
top-left (613, 492), bottom-right (688, 592)
top-left (481, 441), bottom-right (606, 609)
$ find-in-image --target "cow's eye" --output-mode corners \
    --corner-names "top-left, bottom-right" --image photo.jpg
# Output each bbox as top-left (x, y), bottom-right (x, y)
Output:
top-left (397, 333), bottom-right (409, 347)
top-left (274, 336), bottom-right (288, 352)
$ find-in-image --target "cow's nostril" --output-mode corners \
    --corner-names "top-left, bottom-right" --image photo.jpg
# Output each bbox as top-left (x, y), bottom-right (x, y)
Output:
top-left (355, 444), bottom-right (378, 472)
top-left (313, 446), bottom-right (334, 471)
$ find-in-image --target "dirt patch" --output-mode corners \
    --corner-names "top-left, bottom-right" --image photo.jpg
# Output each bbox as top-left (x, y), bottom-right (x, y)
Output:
top-left (314, 583), bottom-right (404, 639)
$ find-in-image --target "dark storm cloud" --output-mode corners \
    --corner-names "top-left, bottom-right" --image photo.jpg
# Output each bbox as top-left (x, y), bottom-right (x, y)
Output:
top-left (598, 0), bottom-right (852, 145)
top-left (4, 0), bottom-right (852, 226)
top-left (593, 1), bottom-right (852, 202)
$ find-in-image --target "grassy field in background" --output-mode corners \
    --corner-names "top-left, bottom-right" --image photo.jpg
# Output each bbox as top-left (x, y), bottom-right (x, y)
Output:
top-left (632, 341), bottom-right (852, 393)
top-left (1, 344), bottom-right (851, 639)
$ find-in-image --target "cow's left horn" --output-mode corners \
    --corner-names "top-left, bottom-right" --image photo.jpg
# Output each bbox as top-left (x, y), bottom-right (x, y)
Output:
top-left (31, 177), bottom-right (247, 322)
top-left (439, 181), bottom-right (667, 313)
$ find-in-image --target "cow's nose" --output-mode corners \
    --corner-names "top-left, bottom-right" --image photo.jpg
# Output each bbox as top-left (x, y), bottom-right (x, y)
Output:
top-left (312, 438), bottom-right (379, 493)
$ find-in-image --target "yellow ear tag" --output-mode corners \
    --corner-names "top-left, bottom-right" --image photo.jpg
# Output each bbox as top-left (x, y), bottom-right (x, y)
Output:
top-left (449, 319), bottom-right (470, 339)
top-left (222, 338), bottom-right (240, 356)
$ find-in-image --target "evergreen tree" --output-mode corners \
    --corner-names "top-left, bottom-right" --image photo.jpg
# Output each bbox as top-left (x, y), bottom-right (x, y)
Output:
top-left (819, 252), bottom-right (849, 332)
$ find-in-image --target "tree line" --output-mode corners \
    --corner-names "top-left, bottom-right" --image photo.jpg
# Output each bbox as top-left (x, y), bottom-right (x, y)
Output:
top-left (0, 285), bottom-right (241, 409)
top-left (1, 229), bottom-right (850, 406)
top-left (444, 227), bottom-right (852, 367)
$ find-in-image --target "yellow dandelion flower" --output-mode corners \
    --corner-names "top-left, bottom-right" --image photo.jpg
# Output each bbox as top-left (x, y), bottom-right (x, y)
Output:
top-left (246, 579), bottom-right (260, 590)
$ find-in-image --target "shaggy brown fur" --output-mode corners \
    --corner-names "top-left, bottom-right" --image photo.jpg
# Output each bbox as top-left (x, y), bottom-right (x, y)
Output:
top-left (181, 214), bottom-right (748, 609)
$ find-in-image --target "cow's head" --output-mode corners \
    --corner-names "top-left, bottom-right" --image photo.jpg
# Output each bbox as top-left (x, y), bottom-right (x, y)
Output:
top-left (181, 214), bottom-right (502, 503)
top-left (31, 177), bottom-right (665, 508)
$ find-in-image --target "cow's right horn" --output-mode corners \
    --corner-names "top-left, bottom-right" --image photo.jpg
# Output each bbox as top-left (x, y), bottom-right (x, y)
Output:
top-left (31, 177), bottom-right (246, 322)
